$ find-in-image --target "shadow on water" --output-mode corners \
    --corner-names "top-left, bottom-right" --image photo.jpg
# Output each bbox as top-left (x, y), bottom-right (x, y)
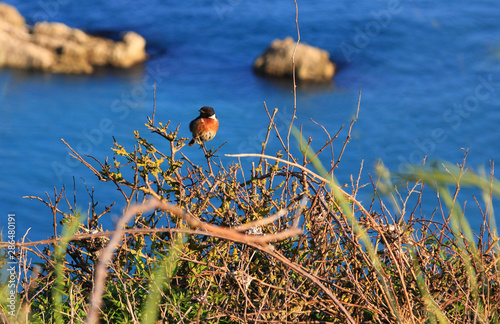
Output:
top-left (1, 62), bottom-right (150, 85)
top-left (253, 72), bottom-right (336, 94)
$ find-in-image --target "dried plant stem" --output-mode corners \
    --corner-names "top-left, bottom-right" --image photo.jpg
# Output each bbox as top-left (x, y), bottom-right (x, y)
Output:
top-left (227, 153), bottom-right (371, 218)
top-left (287, 0), bottom-right (300, 155)
top-left (259, 103), bottom-right (278, 168)
top-left (332, 90), bottom-right (361, 170)
top-left (86, 198), bottom-right (303, 323)
top-left (246, 242), bottom-right (356, 324)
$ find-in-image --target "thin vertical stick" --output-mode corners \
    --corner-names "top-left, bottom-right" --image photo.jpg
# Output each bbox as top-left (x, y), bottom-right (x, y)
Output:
top-left (332, 90), bottom-right (361, 171)
top-left (287, 0), bottom-right (301, 155)
top-left (152, 83), bottom-right (156, 125)
top-left (260, 103), bottom-right (278, 168)
top-left (87, 200), bottom-right (158, 324)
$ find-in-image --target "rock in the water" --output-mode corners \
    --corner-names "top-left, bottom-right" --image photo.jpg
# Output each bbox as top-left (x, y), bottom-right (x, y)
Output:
top-left (0, 3), bottom-right (25, 27)
top-left (0, 3), bottom-right (147, 74)
top-left (0, 21), bottom-right (55, 71)
top-left (110, 31), bottom-right (147, 68)
top-left (254, 37), bottom-right (336, 82)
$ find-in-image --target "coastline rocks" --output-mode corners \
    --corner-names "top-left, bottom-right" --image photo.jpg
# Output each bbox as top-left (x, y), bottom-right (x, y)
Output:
top-left (0, 3), bottom-right (24, 27)
top-left (0, 3), bottom-right (147, 74)
top-left (253, 37), bottom-right (336, 82)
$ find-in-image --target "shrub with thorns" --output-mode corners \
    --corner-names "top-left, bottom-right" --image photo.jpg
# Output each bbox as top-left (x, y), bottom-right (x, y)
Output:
top-left (1, 106), bottom-right (499, 324)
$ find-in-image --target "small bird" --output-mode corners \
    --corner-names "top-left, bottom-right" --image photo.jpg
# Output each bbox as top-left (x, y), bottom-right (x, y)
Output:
top-left (188, 106), bottom-right (219, 146)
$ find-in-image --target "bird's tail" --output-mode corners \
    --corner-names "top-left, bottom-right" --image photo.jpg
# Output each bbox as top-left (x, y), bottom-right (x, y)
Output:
top-left (188, 139), bottom-right (195, 146)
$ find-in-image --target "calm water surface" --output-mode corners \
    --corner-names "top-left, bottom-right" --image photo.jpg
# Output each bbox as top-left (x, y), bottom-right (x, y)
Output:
top-left (1, 0), bottom-right (499, 241)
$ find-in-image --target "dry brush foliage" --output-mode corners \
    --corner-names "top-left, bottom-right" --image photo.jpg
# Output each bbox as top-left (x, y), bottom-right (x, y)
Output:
top-left (1, 102), bottom-right (499, 324)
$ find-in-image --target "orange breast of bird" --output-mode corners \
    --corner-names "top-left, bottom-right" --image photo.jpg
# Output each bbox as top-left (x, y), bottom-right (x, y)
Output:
top-left (193, 117), bottom-right (219, 142)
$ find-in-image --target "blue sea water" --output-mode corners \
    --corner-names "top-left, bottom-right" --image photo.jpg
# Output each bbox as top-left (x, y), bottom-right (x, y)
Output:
top-left (0, 0), bottom-right (499, 242)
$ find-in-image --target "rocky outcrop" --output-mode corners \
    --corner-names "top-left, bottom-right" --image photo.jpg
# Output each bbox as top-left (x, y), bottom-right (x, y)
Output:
top-left (253, 37), bottom-right (336, 82)
top-left (0, 3), bottom-right (147, 74)
top-left (0, 3), bottom-right (24, 27)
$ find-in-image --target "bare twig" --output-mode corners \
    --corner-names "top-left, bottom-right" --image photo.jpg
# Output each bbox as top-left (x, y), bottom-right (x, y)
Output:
top-left (287, 0), bottom-right (301, 156)
top-left (259, 103), bottom-right (278, 168)
top-left (152, 83), bottom-right (156, 125)
top-left (309, 120), bottom-right (343, 166)
top-left (226, 153), bottom-right (371, 218)
top-left (85, 198), bottom-right (303, 323)
top-left (61, 139), bottom-right (105, 181)
top-left (332, 90), bottom-right (361, 170)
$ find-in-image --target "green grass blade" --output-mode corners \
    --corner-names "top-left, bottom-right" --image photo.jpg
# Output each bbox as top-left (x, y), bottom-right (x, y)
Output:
top-left (293, 127), bottom-right (402, 322)
top-left (53, 214), bottom-right (81, 324)
top-left (141, 233), bottom-right (184, 324)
